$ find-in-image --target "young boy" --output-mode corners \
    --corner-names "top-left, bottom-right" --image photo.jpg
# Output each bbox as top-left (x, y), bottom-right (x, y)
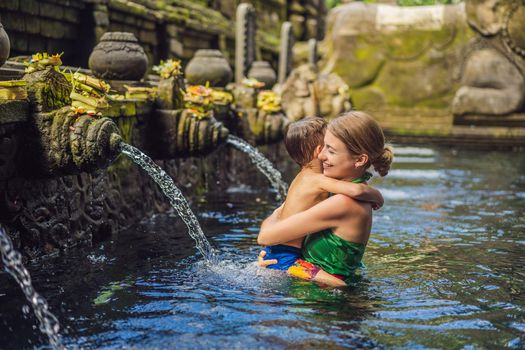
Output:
top-left (259, 117), bottom-right (383, 287)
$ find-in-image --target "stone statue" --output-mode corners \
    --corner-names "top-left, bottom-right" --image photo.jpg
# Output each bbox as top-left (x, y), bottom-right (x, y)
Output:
top-left (452, 0), bottom-right (525, 116)
top-left (281, 38), bottom-right (351, 121)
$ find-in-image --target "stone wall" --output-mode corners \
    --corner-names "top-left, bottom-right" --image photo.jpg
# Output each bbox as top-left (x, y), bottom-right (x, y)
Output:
top-left (0, 139), bottom-right (288, 260)
top-left (0, 43), bottom-right (292, 260)
top-left (322, 3), bottom-right (473, 117)
top-left (0, 0), bottom-right (92, 67)
top-left (0, 0), bottom-right (326, 69)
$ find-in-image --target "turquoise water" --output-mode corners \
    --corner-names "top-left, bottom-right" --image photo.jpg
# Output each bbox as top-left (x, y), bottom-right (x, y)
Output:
top-left (0, 145), bottom-right (524, 349)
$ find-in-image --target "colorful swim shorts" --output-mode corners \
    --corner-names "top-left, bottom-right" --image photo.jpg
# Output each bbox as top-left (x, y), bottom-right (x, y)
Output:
top-left (287, 259), bottom-right (321, 280)
top-left (287, 259), bottom-right (346, 282)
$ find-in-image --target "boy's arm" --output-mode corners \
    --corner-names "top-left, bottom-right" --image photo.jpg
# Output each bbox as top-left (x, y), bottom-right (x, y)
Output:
top-left (317, 176), bottom-right (384, 209)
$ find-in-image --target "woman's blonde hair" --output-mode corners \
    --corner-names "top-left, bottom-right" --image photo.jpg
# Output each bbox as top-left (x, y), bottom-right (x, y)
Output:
top-left (328, 111), bottom-right (393, 176)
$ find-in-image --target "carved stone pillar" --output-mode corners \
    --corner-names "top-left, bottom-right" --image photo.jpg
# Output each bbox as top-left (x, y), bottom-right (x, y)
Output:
top-left (235, 4), bottom-right (256, 83)
top-left (278, 22), bottom-right (294, 86)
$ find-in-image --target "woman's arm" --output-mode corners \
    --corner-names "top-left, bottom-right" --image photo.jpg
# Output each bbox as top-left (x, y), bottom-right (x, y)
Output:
top-left (257, 195), bottom-right (352, 246)
top-left (260, 204), bottom-right (283, 232)
top-left (317, 176), bottom-right (384, 209)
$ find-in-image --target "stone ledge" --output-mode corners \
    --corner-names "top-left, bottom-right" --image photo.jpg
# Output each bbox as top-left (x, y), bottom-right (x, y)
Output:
top-left (374, 107), bottom-right (525, 149)
top-left (387, 131), bottom-right (525, 150)
top-left (0, 100), bottom-right (30, 124)
top-left (454, 113), bottom-right (525, 127)
top-left (103, 98), bottom-right (154, 118)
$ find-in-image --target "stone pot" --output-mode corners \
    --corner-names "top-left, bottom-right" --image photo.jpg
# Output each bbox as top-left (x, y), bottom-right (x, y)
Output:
top-left (185, 49), bottom-right (232, 87)
top-left (0, 16), bottom-right (10, 67)
top-left (247, 61), bottom-right (277, 89)
top-left (88, 32), bottom-right (148, 81)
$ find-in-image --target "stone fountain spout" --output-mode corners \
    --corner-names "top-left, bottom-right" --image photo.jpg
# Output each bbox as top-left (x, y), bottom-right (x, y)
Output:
top-left (18, 107), bottom-right (123, 177)
top-left (140, 109), bottom-right (229, 159)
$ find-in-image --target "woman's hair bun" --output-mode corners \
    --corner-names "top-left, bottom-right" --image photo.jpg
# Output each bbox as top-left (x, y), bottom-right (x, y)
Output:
top-left (372, 145), bottom-right (393, 177)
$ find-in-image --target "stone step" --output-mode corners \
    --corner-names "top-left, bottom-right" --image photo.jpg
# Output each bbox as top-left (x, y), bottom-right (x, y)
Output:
top-left (454, 113), bottom-right (525, 127)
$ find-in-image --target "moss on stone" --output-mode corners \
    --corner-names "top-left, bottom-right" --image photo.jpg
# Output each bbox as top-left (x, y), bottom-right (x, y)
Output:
top-left (23, 67), bottom-right (72, 112)
top-left (331, 36), bottom-right (385, 89)
top-left (325, 12), bottom-right (476, 111)
top-left (115, 116), bottom-right (136, 144)
top-left (108, 0), bottom-right (280, 55)
top-left (350, 86), bottom-right (386, 111)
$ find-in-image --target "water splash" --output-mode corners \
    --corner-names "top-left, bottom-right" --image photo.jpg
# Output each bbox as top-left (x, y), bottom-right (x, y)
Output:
top-left (119, 142), bottom-right (216, 261)
top-left (0, 225), bottom-right (64, 349)
top-left (226, 135), bottom-right (288, 200)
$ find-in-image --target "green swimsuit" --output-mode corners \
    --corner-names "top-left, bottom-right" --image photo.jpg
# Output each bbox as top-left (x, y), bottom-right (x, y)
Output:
top-left (302, 230), bottom-right (366, 277)
top-left (302, 172), bottom-right (371, 278)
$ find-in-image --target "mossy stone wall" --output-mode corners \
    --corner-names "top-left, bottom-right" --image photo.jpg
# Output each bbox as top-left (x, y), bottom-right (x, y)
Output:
top-left (323, 3), bottom-right (474, 116)
top-left (0, 0), bottom-right (91, 67)
top-left (1, 0), bottom-right (325, 71)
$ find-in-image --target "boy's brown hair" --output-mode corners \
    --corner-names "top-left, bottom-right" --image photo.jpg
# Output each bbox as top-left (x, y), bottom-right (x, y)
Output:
top-left (284, 117), bottom-right (327, 167)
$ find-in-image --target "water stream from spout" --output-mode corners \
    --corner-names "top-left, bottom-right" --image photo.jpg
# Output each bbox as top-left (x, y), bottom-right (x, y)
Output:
top-left (119, 142), bottom-right (215, 261)
top-left (226, 135), bottom-right (288, 201)
top-left (0, 225), bottom-right (64, 350)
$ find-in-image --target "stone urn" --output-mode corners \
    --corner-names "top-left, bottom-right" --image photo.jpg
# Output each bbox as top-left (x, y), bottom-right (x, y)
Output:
top-left (247, 61), bottom-right (277, 88)
top-left (185, 49), bottom-right (232, 87)
top-left (0, 16), bottom-right (10, 67)
top-left (88, 32), bottom-right (148, 81)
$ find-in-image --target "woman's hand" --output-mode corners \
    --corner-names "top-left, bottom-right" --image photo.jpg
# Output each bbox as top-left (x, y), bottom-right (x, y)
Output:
top-left (257, 250), bottom-right (278, 268)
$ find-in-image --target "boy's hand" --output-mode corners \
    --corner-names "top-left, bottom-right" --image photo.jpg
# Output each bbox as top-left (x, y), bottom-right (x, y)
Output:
top-left (258, 250), bottom-right (278, 267)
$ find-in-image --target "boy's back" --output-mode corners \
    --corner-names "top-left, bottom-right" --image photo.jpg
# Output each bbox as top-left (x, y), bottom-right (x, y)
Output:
top-left (279, 161), bottom-right (327, 248)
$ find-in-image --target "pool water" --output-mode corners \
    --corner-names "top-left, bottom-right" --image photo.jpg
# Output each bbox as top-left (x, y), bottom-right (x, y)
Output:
top-left (0, 145), bottom-right (524, 349)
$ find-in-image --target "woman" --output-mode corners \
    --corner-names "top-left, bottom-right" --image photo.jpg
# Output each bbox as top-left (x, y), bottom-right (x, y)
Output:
top-left (257, 111), bottom-right (393, 285)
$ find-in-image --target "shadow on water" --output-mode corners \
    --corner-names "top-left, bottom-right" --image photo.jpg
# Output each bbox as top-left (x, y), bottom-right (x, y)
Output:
top-left (1, 145), bottom-right (524, 349)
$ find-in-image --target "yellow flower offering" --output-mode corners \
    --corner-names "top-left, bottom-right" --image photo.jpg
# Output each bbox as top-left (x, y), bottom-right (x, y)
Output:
top-left (257, 90), bottom-right (281, 113)
top-left (25, 52), bottom-right (63, 73)
top-left (153, 59), bottom-right (182, 79)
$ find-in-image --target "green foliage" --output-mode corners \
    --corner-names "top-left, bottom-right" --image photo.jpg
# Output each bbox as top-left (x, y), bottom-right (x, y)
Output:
top-left (325, 0), bottom-right (462, 7)
top-left (397, 0), bottom-right (461, 6)
top-left (325, 0), bottom-right (343, 9)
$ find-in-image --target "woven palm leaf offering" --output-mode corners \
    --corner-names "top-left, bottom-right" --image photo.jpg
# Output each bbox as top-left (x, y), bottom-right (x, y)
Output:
top-left (70, 72), bottom-right (111, 114)
top-left (124, 85), bottom-right (157, 100)
top-left (0, 80), bottom-right (27, 100)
